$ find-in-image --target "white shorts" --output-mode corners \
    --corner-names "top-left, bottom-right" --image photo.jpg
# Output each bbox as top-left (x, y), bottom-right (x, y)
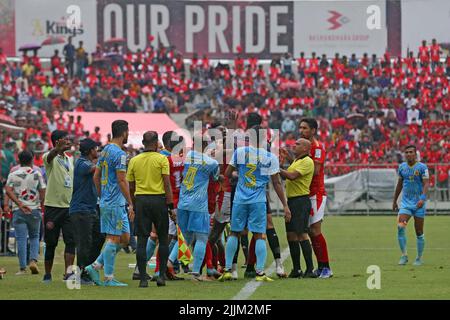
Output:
top-left (214, 192), bottom-right (231, 224)
top-left (309, 195), bottom-right (327, 226)
top-left (169, 209), bottom-right (177, 236)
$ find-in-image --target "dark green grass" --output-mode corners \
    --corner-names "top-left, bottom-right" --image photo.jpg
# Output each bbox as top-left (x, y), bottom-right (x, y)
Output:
top-left (1, 216), bottom-right (449, 300)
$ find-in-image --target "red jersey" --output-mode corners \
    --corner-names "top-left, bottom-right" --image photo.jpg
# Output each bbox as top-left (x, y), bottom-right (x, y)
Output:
top-left (208, 178), bottom-right (221, 214)
top-left (419, 46), bottom-right (430, 63)
top-left (430, 44), bottom-right (441, 62)
top-left (220, 164), bottom-right (232, 193)
top-left (309, 139), bottom-right (326, 196)
top-left (167, 154), bottom-right (184, 207)
top-left (90, 132), bottom-right (101, 143)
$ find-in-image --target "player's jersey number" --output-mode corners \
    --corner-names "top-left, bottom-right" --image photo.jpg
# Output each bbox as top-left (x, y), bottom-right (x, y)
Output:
top-left (244, 164), bottom-right (257, 188)
top-left (100, 160), bottom-right (108, 186)
top-left (183, 166), bottom-right (198, 191)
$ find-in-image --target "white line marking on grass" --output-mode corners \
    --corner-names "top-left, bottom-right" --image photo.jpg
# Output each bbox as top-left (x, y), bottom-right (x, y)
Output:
top-left (232, 247), bottom-right (290, 301)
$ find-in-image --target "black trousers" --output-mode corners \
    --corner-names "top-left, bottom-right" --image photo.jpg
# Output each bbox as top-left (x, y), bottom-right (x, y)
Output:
top-left (72, 211), bottom-right (94, 270)
top-left (89, 207), bottom-right (105, 265)
top-left (135, 195), bottom-right (169, 279)
top-left (72, 208), bottom-right (105, 270)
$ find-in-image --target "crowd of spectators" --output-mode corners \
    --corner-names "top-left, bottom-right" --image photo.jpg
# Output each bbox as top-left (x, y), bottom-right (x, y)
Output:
top-left (0, 38), bottom-right (450, 190)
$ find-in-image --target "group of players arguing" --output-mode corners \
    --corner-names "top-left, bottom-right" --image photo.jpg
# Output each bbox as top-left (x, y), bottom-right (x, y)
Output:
top-left (79, 112), bottom-right (427, 287)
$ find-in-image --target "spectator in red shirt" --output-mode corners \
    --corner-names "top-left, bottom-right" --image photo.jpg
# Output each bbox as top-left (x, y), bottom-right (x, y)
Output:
top-left (418, 40), bottom-right (430, 66)
top-left (90, 127), bottom-right (102, 143)
top-left (430, 38), bottom-right (441, 71)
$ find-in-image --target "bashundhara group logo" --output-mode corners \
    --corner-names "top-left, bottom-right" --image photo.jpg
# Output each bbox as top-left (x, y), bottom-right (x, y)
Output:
top-left (327, 10), bottom-right (350, 30)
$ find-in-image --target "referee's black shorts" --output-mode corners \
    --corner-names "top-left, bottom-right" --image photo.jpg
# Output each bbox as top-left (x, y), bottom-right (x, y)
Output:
top-left (134, 195), bottom-right (168, 238)
top-left (286, 195), bottom-right (311, 234)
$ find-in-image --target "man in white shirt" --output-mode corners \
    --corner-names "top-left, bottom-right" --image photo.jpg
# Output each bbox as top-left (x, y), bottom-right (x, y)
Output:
top-left (407, 105), bottom-right (421, 125)
top-left (404, 93), bottom-right (417, 109)
top-left (5, 150), bottom-right (46, 275)
top-left (349, 126), bottom-right (362, 142)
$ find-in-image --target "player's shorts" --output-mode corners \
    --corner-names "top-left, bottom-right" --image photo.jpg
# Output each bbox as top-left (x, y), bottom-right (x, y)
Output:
top-left (309, 195), bottom-right (327, 226)
top-left (399, 206), bottom-right (426, 218)
top-left (231, 202), bottom-right (267, 234)
top-left (286, 196), bottom-right (311, 234)
top-left (177, 209), bottom-right (210, 234)
top-left (100, 206), bottom-right (130, 236)
top-left (214, 192), bottom-right (231, 223)
top-left (169, 212), bottom-right (177, 236)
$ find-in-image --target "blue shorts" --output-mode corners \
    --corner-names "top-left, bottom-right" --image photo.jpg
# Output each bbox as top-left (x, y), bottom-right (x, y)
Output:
top-left (177, 209), bottom-right (210, 235)
top-left (100, 206), bottom-right (130, 236)
top-left (231, 202), bottom-right (267, 234)
top-left (399, 206), bottom-right (426, 218)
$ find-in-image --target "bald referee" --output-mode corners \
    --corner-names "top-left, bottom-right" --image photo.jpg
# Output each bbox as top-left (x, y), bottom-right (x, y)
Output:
top-left (280, 138), bottom-right (317, 278)
top-left (127, 131), bottom-right (176, 288)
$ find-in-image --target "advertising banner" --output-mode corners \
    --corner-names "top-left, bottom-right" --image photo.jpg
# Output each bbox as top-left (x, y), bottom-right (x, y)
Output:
top-left (293, 0), bottom-right (387, 57)
top-left (7, 0), bottom-right (395, 58)
top-left (97, 0), bottom-right (294, 58)
top-left (15, 0), bottom-right (97, 57)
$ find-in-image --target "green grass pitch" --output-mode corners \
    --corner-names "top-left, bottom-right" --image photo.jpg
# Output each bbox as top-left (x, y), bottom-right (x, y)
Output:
top-left (1, 216), bottom-right (450, 300)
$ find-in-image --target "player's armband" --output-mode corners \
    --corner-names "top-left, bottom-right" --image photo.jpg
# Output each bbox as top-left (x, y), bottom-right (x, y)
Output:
top-left (419, 194), bottom-right (427, 201)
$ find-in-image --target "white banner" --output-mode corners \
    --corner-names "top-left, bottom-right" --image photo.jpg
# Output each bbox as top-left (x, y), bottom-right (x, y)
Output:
top-left (293, 0), bottom-right (387, 57)
top-left (401, 0), bottom-right (450, 55)
top-left (15, 0), bottom-right (97, 57)
top-left (325, 168), bottom-right (397, 211)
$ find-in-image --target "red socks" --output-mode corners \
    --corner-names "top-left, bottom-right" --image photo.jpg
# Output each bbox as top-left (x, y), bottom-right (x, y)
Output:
top-left (154, 250), bottom-right (160, 273)
top-left (205, 241), bottom-right (213, 269)
top-left (311, 233), bottom-right (329, 264)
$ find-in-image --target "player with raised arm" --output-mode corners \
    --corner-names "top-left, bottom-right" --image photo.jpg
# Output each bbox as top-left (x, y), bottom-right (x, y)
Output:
top-left (219, 126), bottom-right (291, 282)
top-left (393, 145), bottom-right (429, 266)
top-left (85, 120), bottom-right (135, 286)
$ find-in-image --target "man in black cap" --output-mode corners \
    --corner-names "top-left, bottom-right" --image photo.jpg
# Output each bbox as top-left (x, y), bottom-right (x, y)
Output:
top-left (69, 138), bottom-right (99, 284)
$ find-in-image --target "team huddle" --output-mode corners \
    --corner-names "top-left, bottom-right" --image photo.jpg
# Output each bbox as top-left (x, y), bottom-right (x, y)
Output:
top-left (5, 113), bottom-right (429, 287)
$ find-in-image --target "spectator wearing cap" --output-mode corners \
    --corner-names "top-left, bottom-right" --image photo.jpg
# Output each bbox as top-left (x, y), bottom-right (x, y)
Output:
top-left (69, 138), bottom-right (101, 284)
top-left (5, 150), bottom-right (46, 275)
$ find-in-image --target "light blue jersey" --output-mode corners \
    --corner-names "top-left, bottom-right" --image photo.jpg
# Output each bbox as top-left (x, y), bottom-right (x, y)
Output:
top-left (97, 143), bottom-right (127, 207)
top-left (178, 150), bottom-right (219, 213)
top-left (160, 149), bottom-right (171, 157)
top-left (230, 146), bottom-right (279, 204)
top-left (398, 161), bottom-right (429, 210)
